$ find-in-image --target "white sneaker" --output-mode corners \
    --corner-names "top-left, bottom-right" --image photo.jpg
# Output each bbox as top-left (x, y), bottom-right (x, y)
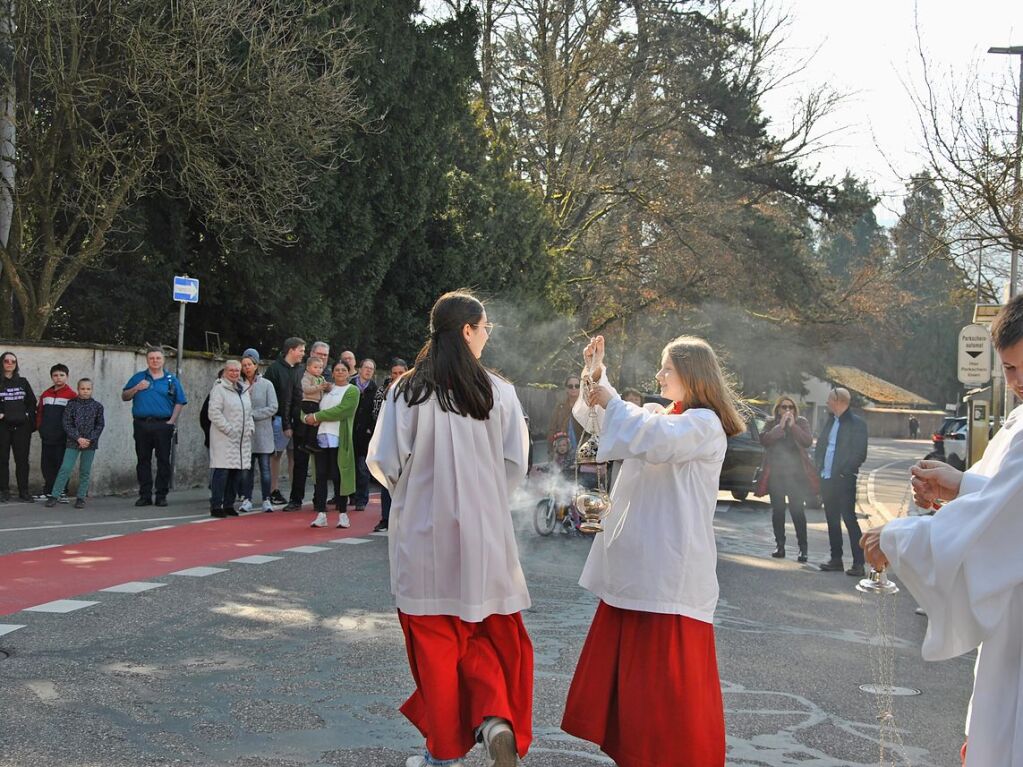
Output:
top-left (261, 499), bottom-right (273, 512)
top-left (406, 757), bottom-right (464, 767)
top-left (336, 512), bottom-right (351, 529)
top-left (310, 512), bottom-right (328, 528)
top-left (57, 493), bottom-right (70, 504)
top-left (479, 717), bottom-right (517, 767)
top-left (239, 499), bottom-right (253, 513)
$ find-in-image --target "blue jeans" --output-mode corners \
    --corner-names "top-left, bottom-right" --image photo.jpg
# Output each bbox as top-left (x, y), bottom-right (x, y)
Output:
top-left (353, 454), bottom-right (371, 506)
top-left (210, 468), bottom-right (241, 510)
top-left (239, 453), bottom-right (272, 501)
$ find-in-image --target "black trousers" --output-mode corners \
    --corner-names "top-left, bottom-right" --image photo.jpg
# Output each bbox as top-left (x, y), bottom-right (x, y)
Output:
top-left (133, 419), bottom-right (174, 500)
top-left (0, 421), bottom-right (32, 494)
top-left (313, 448), bottom-right (344, 513)
top-left (820, 476), bottom-right (863, 565)
top-left (767, 469), bottom-right (807, 551)
top-left (289, 446), bottom-right (310, 504)
top-left (41, 442), bottom-right (67, 495)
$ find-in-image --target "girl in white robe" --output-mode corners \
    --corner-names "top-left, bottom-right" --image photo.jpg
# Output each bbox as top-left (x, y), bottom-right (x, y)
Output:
top-left (561, 335), bottom-right (746, 767)
top-left (366, 290), bottom-right (531, 767)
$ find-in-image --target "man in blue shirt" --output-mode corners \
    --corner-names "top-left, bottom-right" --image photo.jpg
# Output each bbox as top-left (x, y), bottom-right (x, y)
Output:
top-left (813, 387), bottom-right (869, 576)
top-left (122, 347), bottom-right (187, 506)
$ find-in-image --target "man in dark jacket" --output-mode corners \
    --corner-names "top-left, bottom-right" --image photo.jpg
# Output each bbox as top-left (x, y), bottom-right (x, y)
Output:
top-left (814, 387), bottom-right (869, 576)
top-left (351, 358), bottom-right (378, 510)
top-left (35, 363), bottom-right (76, 500)
top-left (262, 337), bottom-right (305, 506)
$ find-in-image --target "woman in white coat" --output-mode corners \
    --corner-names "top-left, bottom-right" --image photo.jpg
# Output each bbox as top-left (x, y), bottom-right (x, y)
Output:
top-left (367, 291), bottom-right (531, 767)
top-left (207, 360), bottom-right (254, 518)
top-left (561, 335), bottom-right (745, 767)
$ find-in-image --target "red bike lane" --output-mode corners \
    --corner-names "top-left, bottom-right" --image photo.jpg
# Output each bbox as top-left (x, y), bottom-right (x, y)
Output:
top-left (0, 504), bottom-right (382, 616)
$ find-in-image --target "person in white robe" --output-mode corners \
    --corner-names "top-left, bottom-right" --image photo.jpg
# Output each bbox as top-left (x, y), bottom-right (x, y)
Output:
top-left (366, 290), bottom-right (530, 767)
top-left (862, 293), bottom-right (1023, 766)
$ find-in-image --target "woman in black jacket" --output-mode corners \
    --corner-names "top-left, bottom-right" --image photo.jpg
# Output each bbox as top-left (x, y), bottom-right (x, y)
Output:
top-left (0, 351), bottom-right (38, 502)
top-left (760, 396), bottom-right (816, 562)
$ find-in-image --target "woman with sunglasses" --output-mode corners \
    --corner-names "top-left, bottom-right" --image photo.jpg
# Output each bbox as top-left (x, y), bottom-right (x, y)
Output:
top-left (547, 374), bottom-right (585, 455)
top-left (0, 352), bottom-right (37, 502)
top-left (368, 291), bottom-right (531, 767)
top-left (759, 396), bottom-right (817, 562)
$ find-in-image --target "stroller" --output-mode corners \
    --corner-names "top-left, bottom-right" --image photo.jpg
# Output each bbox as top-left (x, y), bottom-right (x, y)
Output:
top-left (532, 432), bottom-right (604, 536)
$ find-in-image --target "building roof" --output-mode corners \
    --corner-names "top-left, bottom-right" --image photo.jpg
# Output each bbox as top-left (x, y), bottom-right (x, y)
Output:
top-left (825, 365), bottom-right (936, 408)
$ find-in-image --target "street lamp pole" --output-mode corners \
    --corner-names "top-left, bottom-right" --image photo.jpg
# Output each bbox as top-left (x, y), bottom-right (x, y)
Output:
top-left (988, 46), bottom-right (1023, 419)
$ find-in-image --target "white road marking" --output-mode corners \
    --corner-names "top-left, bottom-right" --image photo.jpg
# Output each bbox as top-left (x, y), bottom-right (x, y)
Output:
top-left (331, 538), bottom-right (371, 545)
top-left (0, 513), bottom-right (207, 534)
top-left (370, 531), bottom-right (389, 537)
top-left (100, 582), bottom-right (166, 594)
top-left (25, 680), bottom-right (60, 702)
top-left (24, 599), bottom-right (98, 613)
top-left (230, 555), bottom-right (283, 564)
top-left (0, 624), bottom-right (25, 636)
top-left (190, 518), bottom-right (219, 524)
top-left (169, 566), bottom-right (228, 577)
top-left (19, 543), bottom-right (63, 552)
top-left (282, 545), bottom-right (331, 554)
top-left (85, 534), bottom-right (123, 542)
top-left (142, 525), bottom-right (174, 531)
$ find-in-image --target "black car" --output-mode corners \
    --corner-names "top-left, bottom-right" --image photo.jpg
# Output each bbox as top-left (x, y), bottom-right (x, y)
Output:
top-left (643, 395), bottom-right (770, 502)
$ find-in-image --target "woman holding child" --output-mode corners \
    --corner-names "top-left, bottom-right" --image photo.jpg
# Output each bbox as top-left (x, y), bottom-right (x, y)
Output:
top-left (304, 360), bottom-right (359, 530)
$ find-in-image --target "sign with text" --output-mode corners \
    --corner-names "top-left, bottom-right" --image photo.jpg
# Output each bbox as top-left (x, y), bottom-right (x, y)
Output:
top-left (973, 303), bottom-right (1004, 324)
top-left (173, 275), bottom-right (199, 303)
top-left (958, 324), bottom-right (992, 386)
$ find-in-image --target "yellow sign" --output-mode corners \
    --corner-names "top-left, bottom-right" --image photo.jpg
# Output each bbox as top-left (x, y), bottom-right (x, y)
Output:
top-left (973, 303), bottom-right (1005, 324)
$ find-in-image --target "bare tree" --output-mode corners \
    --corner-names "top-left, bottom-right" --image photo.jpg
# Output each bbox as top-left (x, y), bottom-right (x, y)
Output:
top-left (0, 0), bottom-right (364, 338)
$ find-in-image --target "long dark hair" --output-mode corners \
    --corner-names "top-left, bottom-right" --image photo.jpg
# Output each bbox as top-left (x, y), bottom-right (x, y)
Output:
top-left (0, 351), bottom-right (20, 383)
top-left (397, 291), bottom-right (494, 420)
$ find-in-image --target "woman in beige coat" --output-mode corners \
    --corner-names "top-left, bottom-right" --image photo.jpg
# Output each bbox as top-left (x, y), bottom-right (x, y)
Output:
top-left (208, 360), bottom-right (254, 517)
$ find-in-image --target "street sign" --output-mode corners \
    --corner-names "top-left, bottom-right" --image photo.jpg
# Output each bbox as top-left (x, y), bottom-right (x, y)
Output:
top-left (173, 275), bottom-right (199, 303)
top-left (973, 303), bottom-right (1004, 324)
top-left (958, 324), bottom-right (992, 386)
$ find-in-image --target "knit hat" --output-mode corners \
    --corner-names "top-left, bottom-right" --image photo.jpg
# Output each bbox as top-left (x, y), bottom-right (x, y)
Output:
top-left (242, 348), bottom-right (260, 364)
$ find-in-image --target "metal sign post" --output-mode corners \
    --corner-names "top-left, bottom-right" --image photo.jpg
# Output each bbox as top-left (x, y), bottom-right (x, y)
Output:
top-left (170, 275), bottom-right (199, 488)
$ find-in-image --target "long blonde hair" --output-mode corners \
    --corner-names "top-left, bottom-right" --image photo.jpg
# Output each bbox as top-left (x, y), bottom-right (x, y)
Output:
top-left (663, 336), bottom-right (746, 437)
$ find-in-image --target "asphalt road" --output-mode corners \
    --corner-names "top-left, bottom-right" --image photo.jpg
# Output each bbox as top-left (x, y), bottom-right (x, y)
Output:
top-left (0, 437), bottom-right (971, 766)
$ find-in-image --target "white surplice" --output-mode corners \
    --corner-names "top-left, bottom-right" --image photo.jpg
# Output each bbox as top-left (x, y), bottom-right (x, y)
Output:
top-left (366, 373), bottom-right (531, 623)
top-left (881, 403), bottom-right (1023, 765)
top-left (573, 371), bottom-right (727, 622)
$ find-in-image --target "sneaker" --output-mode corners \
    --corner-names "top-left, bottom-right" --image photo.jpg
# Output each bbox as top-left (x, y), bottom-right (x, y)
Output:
top-left (0, 491), bottom-right (9, 502)
top-left (354, 504), bottom-right (366, 511)
top-left (262, 499), bottom-right (273, 513)
top-left (135, 497), bottom-right (152, 507)
top-left (310, 512), bottom-right (328, 528)
top-left (238, 499), bottom-right (253, 513)
top-left (155, 497), bottom-right (168, 507)
top-left (818, 559), bottom-right (844, 572)
top-left (74, 498), bottom-right (86, 509)
top-left (336, 512), bottom-right (351, 529)
top-left (210, 508), bottom-right (229, 518)
top-left (44, 496), bottom-right (58, 508)
top-left (479, 717), bottom-right (517, 767)
top-left (846, 564), bottom-right (866, 577)
top-left (57, 493), bottom-right (70, 504)
top-left (269, 490), bottom-right (287, 505)
top-left (33, 493), bottom-right (49, 502)
top-left (18, 492), bottom-right (34, 503)
top-left (372, 521), bottom-right (388, 532)
top-left (283, 501), bottom-right (303, 512)
top-left (406, 756), bottom-right (464, 767)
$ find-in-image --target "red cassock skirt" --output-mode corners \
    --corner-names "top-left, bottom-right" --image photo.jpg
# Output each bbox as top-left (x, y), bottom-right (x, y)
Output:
top-left (561, 601), bottom-right (726, 767)
top-left (398, 610), bottom-right (534, 761)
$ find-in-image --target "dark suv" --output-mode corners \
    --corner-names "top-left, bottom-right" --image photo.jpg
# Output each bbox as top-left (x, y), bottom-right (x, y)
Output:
top-left (720, 406), bottom-right (770, 501)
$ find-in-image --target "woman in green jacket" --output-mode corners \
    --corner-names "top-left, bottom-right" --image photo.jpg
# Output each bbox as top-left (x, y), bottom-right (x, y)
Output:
top-left (304, 361), bottom-right (360, 529)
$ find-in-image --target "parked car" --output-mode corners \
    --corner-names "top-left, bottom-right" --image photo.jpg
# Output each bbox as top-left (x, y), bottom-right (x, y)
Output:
top-left (927, 416), bottom-right (967, 469)
top-left (720, 406), bottom-right (769, 501)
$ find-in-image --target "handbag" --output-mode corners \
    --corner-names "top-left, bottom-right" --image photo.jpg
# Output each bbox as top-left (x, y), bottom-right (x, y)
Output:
top-left (753, 460), bottom-right (770, 497)
top-left (799, 448), bottom-right (821, 496)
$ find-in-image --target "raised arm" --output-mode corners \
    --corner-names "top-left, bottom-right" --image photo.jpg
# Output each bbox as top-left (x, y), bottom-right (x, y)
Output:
top-left (597, 401), bottom-right (726, 466)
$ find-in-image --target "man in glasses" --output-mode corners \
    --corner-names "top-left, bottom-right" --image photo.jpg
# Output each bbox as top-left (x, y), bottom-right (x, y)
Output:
top-left (548, 374), bottom-right (585, 457)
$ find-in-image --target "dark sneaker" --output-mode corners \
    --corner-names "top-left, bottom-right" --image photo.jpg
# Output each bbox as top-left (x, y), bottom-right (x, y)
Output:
top-left (74, 498), bottom-right (86, 509)
top-left (269, 490), bottom-right (287, 506)
top-left (0, 491), bottom-right (9, 502)
top-left (818, 559), bottom-right (844, 572)
top-left (44, 496), bottom-right (58, 508)
top-left (135, 497), bottom-right (153, 507)
top-left (224, 507), bottom-right (240, 517)
top-left (155, 497), bottom-right (168, 507)
top-left (210, 508), bottom-right (229, 518)
top-left (283, 501), bottom-right (303, 511)
top-left (18, 492), bottom-right (34, 503)
top-left (373, 521), bottom-right (388, 532)
top-left (846, 564), bottom-right (866, 577)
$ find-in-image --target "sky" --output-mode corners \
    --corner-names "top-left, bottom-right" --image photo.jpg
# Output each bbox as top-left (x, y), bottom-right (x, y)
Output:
top-left (752, 0), bottom-right (1022, 225)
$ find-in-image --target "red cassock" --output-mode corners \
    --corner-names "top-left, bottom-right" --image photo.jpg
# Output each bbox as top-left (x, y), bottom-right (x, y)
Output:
top-left (398, 611), bottom-right (534, 761)
top-left (562, 601), bottom-right (726, 767)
